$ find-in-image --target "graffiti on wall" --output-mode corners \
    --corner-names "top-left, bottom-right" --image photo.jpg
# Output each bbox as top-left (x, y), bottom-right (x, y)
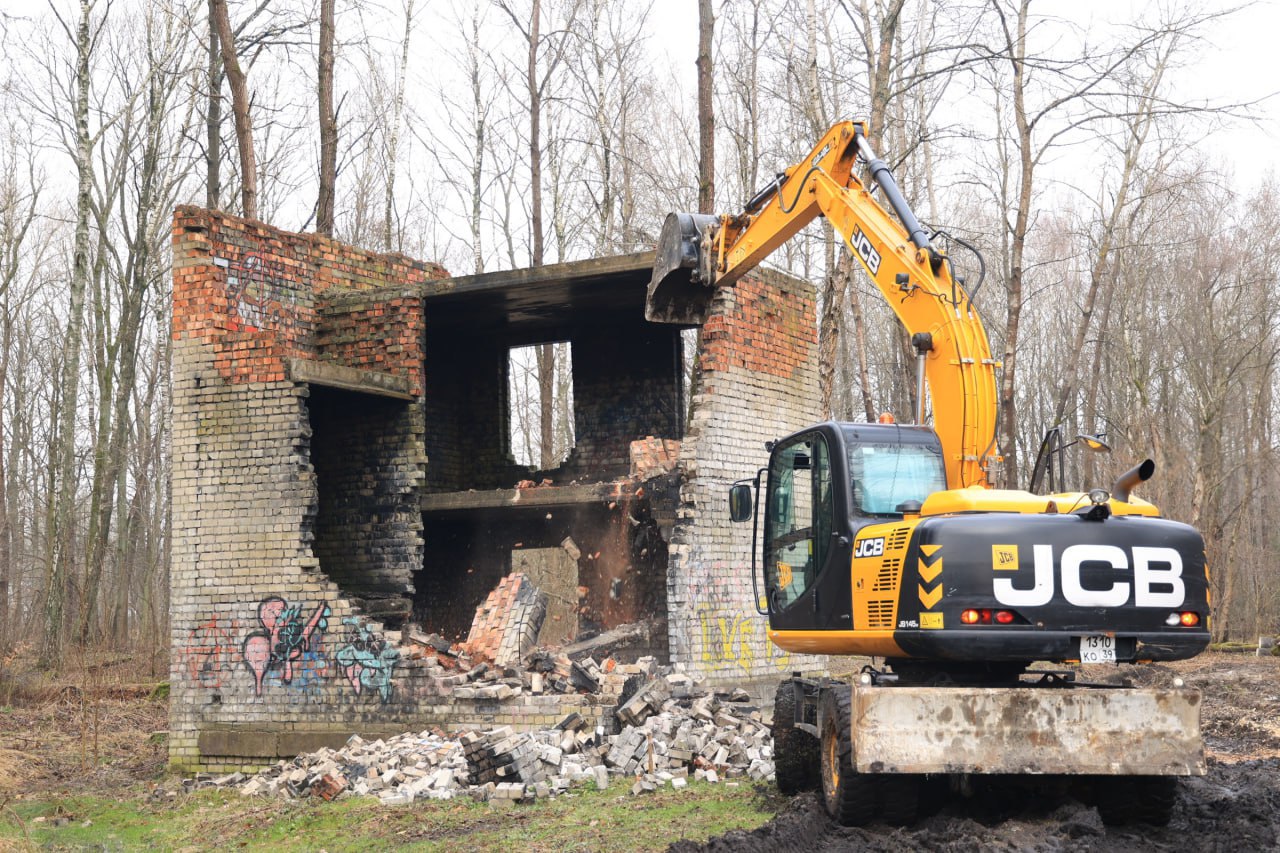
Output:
top-left (241, 597), bottom-right (332, 696)
top-left (335, 618), bottom-right (400, 702)
top-left (183, 598), bottom-right (399, 703)
top-left (179, 616), bottom-right (241, 688)
top-left (697, 608), bottom-right (792, 674)
top-left (679, 560), bottom-right (793, 675)
top-left (215, 252), bottom-right (299, 332)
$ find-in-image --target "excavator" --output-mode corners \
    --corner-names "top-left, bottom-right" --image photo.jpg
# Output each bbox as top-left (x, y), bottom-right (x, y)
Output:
top-left (646, 120), bottom-right (1210, 827)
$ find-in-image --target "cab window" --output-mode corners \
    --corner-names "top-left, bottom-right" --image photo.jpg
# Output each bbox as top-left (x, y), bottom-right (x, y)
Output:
top-left (847, 441), bottom-right (945, 516)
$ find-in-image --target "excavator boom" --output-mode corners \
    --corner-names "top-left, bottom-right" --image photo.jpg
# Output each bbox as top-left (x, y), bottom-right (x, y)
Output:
top-left (647, 120), bottom-right (998, 488)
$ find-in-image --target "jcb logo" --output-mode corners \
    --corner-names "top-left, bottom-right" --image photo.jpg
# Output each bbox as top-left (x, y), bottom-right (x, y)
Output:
top-left (852, 227), bottom-right (881, 275)
top-left (993, 544), bottom-right (1185, 608)
top-left (854, 537), bottom-right (885, 558)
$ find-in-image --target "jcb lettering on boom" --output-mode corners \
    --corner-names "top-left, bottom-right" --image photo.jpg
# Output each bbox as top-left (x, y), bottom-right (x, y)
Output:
top-left (993, 544), bottom-right (1185, 609)
top-left (851, 227), bottom-right (881, 275)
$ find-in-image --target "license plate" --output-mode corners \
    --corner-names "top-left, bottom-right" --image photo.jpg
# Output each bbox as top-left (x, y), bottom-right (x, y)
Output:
top-left (1079, 634), bottom-right (1116, 664)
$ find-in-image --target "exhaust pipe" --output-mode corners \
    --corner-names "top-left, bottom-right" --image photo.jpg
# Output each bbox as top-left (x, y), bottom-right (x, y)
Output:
top-left (1113, 458), bottom-right (1155, 503)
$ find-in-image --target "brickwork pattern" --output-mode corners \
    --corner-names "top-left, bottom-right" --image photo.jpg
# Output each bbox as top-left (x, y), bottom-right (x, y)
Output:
top-left (564, 323), bottom-right (684, 477)
top-left (316, 287), bottom-right (426, 396)
top-left (308, 386), bottom-right (425, 624)
top-left (666, 271), bottom-right (827, 690)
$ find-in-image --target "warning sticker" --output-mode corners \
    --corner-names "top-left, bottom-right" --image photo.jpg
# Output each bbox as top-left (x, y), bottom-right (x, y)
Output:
top-left (777, 562), bottom-right (793, 588)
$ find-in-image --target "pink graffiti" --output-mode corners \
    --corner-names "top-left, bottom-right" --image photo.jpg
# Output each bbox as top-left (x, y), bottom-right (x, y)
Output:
top-left (241, 596), bottom-right (332, 697)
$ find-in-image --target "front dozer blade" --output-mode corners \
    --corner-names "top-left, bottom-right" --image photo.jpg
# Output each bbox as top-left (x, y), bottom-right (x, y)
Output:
top-left (645, 212), bottom-right (719, 324)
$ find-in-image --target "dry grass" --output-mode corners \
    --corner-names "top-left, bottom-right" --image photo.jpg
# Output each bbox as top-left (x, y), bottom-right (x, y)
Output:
top-left (0, 646), bottom-right (169, 799)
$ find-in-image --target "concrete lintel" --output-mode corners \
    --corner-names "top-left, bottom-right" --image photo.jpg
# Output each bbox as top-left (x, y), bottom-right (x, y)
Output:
top-left (421, 480), bottom-right (641, 513)
top-left (289, 358), bottom-right (413, 400)
top-left (428, 251), bottom-right (655, 298)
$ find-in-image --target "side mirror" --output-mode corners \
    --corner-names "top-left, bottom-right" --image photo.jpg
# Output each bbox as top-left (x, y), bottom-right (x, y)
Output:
top-left (728, 483), bottom-right (753, 522)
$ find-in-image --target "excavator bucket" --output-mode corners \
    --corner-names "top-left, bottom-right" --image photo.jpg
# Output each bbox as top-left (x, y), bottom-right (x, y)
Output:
top-left (645, 212), bottom-right (720, 324)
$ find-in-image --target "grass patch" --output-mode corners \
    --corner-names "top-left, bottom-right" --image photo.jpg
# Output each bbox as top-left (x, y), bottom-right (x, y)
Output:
top-left (0, 780), bottom-right (777, 851)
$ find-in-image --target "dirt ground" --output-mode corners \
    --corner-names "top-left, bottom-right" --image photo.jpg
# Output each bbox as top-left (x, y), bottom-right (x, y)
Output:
top-left (674, 652), bottom-right (1280, 852)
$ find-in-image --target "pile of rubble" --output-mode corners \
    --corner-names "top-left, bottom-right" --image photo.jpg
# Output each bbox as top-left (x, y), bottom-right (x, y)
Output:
top-left (192, 673), bottom-right (776, 805)
top-left (395, 571), bottom-right (658, 702)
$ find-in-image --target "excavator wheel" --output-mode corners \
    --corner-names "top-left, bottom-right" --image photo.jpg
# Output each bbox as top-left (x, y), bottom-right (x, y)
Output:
top-left (771, 681), bottom-right (819, 794)
top-left (818, 685), bottom-right (876, 826)
top-left (878, 773), bottom-right (921, 826)
top-left (1095, 776), bottom-right (1177, 827)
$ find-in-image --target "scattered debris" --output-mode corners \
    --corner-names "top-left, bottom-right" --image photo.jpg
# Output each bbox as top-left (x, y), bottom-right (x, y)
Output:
top-left (195, 674), bottom-right (774, 805)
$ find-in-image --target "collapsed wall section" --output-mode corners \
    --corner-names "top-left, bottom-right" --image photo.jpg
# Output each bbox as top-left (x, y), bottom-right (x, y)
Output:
top-left (666, 270), bottom-right (827, 689)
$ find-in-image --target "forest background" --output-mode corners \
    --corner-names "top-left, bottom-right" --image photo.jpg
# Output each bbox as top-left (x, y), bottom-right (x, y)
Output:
top-left (0, 0), bottom-right (1276, 673)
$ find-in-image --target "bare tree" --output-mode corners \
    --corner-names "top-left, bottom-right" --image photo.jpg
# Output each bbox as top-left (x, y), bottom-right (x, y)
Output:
top-left (697, 0), bottom-right (714, 213)
top-left (316, 0), bottom-right (336, 235)
top-left (210, 0), bottom-right (256, 219)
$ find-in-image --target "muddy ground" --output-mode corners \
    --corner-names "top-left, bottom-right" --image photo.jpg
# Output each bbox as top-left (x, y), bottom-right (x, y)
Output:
top-left (674, 652), bottom-right (1280, 852)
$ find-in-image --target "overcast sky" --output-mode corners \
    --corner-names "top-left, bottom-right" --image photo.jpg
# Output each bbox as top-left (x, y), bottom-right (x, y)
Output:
top-left (646, 0), bottom-right (1280, 187)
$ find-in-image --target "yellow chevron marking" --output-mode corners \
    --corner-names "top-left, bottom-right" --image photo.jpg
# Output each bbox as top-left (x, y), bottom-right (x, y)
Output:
top-left (918, 583), bottom-right (943, 609)
top-left (920, 544), bottom-right (942, 559)
top-left (918, 557), bottom-right (943, 584)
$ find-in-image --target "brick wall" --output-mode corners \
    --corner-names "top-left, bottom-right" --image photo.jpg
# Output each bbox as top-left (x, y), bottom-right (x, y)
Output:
top-left (308, 386), bottom-right (424, 624)
top-left (564, 322), bottom-right (684, 478)
top-left (170, 209), bottom-right (458, 772)
top-left (666, 270), bottom-right (827, 690)
top-left (422, 328), bottom-right (518, 492)
top-left (170, 208), bottom-right (823, 771)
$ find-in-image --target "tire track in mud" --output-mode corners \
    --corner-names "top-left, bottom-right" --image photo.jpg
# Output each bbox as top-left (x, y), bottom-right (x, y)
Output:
top-left (672, 758), bottom-right (1280, 852)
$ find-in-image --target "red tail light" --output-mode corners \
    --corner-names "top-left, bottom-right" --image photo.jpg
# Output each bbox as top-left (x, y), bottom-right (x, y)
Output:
top-left (1180, 611), bottom-right (1200, 627)
top-left (994, 610), bottom-right (1015, 624)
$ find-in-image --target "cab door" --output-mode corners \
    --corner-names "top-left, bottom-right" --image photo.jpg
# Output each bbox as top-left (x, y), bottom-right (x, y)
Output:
top-left (763, 429), bottom-right (850, 631)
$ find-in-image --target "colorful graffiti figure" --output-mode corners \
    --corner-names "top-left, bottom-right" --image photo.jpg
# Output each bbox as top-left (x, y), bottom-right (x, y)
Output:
top-left (241, 597), bottom-right (331, 697)
top-left (335, 618), bottom-right (399, 703)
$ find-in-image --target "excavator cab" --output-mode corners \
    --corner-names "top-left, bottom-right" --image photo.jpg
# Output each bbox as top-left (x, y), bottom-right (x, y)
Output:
top-left (748, 422), bottom-right (944, 634)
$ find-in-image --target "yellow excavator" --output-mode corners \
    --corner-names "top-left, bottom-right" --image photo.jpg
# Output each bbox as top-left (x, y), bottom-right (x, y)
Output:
top-left (647, 121), bottom-right (1209, 827)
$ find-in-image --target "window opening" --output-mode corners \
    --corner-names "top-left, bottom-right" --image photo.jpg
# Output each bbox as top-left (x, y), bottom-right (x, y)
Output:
top-left (508, 342), bottom-right (575, 468)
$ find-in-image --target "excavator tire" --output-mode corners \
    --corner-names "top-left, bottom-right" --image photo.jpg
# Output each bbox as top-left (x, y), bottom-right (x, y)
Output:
top-left (1095, 776), bottom-right (1177, 827)
top-left (878, 773), bottom-right (921, 826)
top-left (818, 685), bottom-right (876, 826)
top-left (771, 681), bottom-right (819, 794)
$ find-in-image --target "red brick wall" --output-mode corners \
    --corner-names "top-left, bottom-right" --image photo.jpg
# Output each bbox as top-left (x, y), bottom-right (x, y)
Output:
top-left (696, 274), bottom-right (816, 379)
top-left (316, 289), bottom-right (427, 396)
top-left (171, 206), bottom-right (445, 388)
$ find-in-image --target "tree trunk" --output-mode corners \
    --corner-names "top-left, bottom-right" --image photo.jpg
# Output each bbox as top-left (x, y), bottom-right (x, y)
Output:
top-left (697, 0), bottom-right (714, 213)
top-left (383, 0), bottom-right (414, 252)
top-left (211, 0), bottom-right (257, 220)
top-left (997, 0), bottom-right (1033, 488)
top-left (316, 0), bottom-right (336, 236)
top-left (205, 0), bottom-right (222, 209)
top-left (42, 0), bottom-right (94, 669)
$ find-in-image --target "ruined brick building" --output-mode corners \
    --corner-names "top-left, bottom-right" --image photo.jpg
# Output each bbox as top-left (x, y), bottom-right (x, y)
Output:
top-left (169, 208), bottom-right (821, 771)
